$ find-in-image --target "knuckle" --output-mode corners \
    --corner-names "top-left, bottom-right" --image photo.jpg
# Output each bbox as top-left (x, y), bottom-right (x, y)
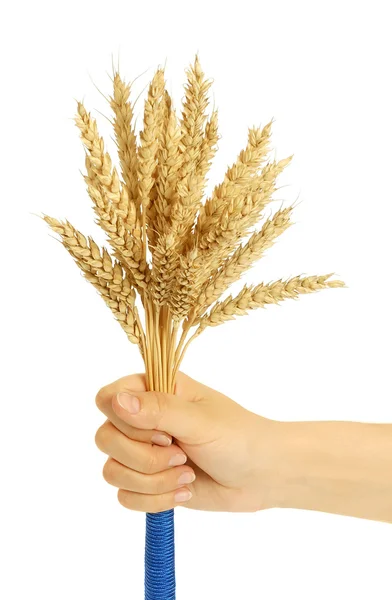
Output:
top-left (148, 391), bottom-right (168, 428)
top-left (94, 421), bottom-right (112, 451)
top-left (102, 458), bottom-right (117, 484)
top-left (144, 448), bottom-right (159, 475)
top-left (150, 496), bottom-right (173, 514)
top-left (152, 474), bottom-right (166, 495)
top-left (117, 489), bottom-right (130, 509)
top-left (117, 489), bottom-right (171, 513)
top-left (95, 386), bottom-right (110, 412)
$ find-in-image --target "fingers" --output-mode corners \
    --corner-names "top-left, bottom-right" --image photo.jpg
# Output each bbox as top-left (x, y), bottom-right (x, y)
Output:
top-left (103, 457), bottom-right (196, 495)
top-left (117, 488), bottom-right (193, 513)
top-left (111, 388), bottom-right (214, 444)
top-left (95, 421), bottom-right (187, 474)
top-left (95, 374), bottom-right (172, 446)
top-left (96, 414), bottom-right (195, 513)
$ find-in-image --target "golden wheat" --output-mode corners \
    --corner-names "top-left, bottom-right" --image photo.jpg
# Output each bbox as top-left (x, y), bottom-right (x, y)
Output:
top-left (43, 56), bottom-right (344, 393)
top-left (196, 207), bottom-right (294, 312)
top-left (196, 109), bottom-right (219, 180)
top-left (43, 216), bottom-right (141, 344)
top-left (170, 56), bottom-right (212, 246)
top-left (75, 103), bottom-right (148, 290)
top-left (197, 275), bottom-right (345, 332)
top-left (195, 122), bottom-right (272, 249)
top-left (138, 69), bottom-right (165, 253)
top-left (153, 91), bottom-right (182, 238)
top-left (110, 73), bottom-right (139, 211)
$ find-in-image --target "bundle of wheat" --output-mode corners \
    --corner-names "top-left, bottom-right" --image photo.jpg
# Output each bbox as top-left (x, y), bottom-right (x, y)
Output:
top-left (43, 56), bottom-right (344, 600)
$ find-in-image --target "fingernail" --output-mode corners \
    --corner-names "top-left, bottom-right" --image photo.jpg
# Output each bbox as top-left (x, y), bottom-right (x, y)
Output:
top-left (169, 454), bottom-right (187, 467)
top-left (151, 433), bottom-right (172, 447)
top-left (174, 489), bottom-right (192, 503)
top-left (117, 393), bottom-right (140, 414)
top-left (177, 471), bottom-right (196, 485)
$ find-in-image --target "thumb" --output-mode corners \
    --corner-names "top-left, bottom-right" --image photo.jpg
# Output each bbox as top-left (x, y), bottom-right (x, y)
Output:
top-left (111, 389), bottom-right (210, 443)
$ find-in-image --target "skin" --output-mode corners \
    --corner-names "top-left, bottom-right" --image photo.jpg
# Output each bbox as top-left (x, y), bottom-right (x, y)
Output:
top-left (95, 372), bottom-right (392, 523)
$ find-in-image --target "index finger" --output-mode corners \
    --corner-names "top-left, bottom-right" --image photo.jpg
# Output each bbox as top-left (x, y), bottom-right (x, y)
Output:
top-left (95, 373), bottom-right (173, 446)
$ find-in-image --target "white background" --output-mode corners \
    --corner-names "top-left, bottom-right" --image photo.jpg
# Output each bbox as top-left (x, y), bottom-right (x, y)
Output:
top-left (1, 1), bottom-right (391, 598)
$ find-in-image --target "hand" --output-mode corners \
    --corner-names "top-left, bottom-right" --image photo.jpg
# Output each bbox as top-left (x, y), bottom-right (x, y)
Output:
top-left (94, 372), bottom-right (279, 514)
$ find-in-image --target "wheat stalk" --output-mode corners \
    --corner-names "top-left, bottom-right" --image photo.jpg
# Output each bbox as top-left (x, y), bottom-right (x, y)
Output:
top-left (43, 56), bottom-right (344, 394)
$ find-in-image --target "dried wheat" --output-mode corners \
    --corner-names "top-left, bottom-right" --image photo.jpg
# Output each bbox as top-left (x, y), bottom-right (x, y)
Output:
top-left (197, 207), bottom-right (293, 312)
top-left (44, 56), bottom-right (344, 393)
top-left (110, 72), bottom-right (139, 215)
top-left (153, 91), bottom-right (182, 239)
top-left (195, 121), bottom-right (272, 246)
top-left (76, 102), bottom-right (147, 290)
top-left (137, 68), bottom-right (165, 255)
top-left (43, 216), bottom-right (141, 344)
top-left (170, 56), bottom-right (212, 245)
top-left (197, 275), bottom-right (345, 333)
top-left (196, 109), bottom-right (219, 180)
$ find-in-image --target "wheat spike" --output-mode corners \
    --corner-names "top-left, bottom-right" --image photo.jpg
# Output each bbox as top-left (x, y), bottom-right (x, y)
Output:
top-left (196, 109), bottom-right (219, 180)
top-left (195, 121), bottom-right (273, 250)
top-left (76, 102), bottom-right (123, 208)
top-left (197, 275), bottom-right (345, 332)
top-left (43, 216), bottom-right (140, 344)
top-left (170, 246), bottom-right (207, 321)
top-left (150, 232), bottom-right (179, 307)
top-left (197, 207), bottom-right (293, 312)
top-left (241, 156), bottom-right (293, 230)
top-left (138, 68), bottom-right (165, 255)
top-left (179, 55), bottom-right (212, 181)
top-left (110, 72), bottom-right (139, 213)
top-left (82, 267), bottom-right (141, 345)
top-left (170, 56), bottom-right (212, 245)
top-left (146, 88), bottom-right (169, 245)
top-left (76, 102), bottom-right (147, 290)
top-left (153, 91), bottom-right (182, 239)
top-left (196, 154), bottom-right (293, 282)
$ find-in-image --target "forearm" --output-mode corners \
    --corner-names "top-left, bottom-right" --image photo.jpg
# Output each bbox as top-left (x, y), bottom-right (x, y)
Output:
top-left (271, 420), bottom-right (392, 523)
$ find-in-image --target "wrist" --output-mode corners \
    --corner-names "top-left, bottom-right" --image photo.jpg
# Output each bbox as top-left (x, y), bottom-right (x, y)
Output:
top-left (269, 420), bottom-right (317, 510)
top-left (254, 418), bottom-right (330, 511)
top-left (265, 420), bottom-right (339, 511)
top-left (251, 416), bottom-right (289, 510)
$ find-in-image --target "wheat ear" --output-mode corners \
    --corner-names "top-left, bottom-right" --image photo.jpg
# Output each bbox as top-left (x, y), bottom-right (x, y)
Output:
top-left (196, 206), bottom-right (294, 312)
top-left (170, 56), bottom-right (212, 245)
top-left (110, 72), bottom-right (139, 214)
top-left (196, 109), bottom-right (219, 180)
top-left (151, 92), bottom-right (183, 241)
top-left (137, 68), bottom-right (165, 257)
top-left (195, 122), bottom-right (273, 250)
top-left (169, 246), bottom-right (207, 321)
top-left (197, 275), bottom-right (345, 332)
top-left (76, 103), bottom-right (148, 291)
top-left (43, 216), bottom-right (142, 345)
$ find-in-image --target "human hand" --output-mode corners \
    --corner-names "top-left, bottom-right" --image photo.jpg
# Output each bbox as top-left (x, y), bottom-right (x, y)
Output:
top-left (95, 372), bottom-right (279, 514)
